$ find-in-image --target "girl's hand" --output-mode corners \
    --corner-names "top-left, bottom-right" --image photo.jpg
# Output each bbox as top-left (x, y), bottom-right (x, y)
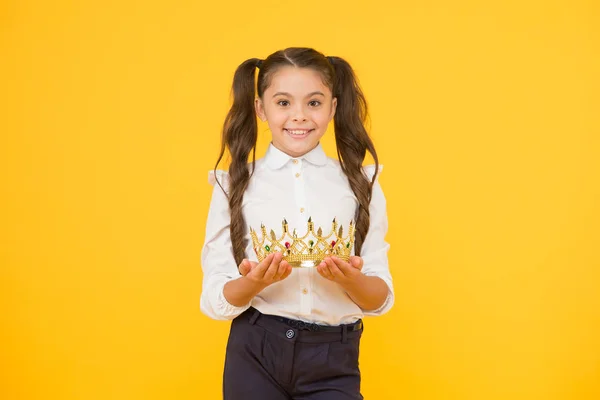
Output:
top-left (316, 255), bottom-right (364, 284)
top-left (238, 252), bottom-right (292, 288)
top-left (318, 255), bottom-right (389, 311)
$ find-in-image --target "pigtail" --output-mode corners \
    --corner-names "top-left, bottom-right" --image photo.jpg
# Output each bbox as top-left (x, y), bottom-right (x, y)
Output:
top-left (214, 58), bottom-right (261, 265)
top-left (328, 56), bottom-right (379, 256)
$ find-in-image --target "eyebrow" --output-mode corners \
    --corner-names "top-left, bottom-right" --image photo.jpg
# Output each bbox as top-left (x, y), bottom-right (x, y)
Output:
top-left (272, 91), bottom-right (326, 98)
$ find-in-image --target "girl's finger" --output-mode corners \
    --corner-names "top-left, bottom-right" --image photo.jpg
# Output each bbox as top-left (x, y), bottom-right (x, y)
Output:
top-left (331, 256), bottom-right (352, 275)
top-left (253, 253), bottom-right (274, 279)
top-left (318, 262), bottom-right (333, 280)
top-left (316, 264), bottom-right (324, 278)
top-left (280, 263), bottom-right (293, 280)
top-left (325, 257), bottom-right (344, 278)
top-left (262, 253), bottom-right (282, 281)
top-left (238, 259), bottom-right (251, 276)
top-left (349, 256), bottom-right (364, 270)
top-left (273, 260), bottom-right (289, 280)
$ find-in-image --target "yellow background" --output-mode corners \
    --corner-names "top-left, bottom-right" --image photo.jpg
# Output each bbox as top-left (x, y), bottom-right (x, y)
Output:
top-left (1, 0), bottom-right (599, 399)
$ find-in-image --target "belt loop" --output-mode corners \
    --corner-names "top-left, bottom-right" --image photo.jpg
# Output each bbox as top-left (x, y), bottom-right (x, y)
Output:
top-left (249, 308), bottom-right (260, 325)
top-left (341, 325), bottom-right (348, 343)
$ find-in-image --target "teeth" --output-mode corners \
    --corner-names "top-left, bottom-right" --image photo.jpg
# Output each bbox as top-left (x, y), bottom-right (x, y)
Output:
top-left (287, 129), bottom-right (310, 135)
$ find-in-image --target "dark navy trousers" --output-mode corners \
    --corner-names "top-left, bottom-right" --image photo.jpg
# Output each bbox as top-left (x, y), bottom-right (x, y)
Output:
top-left (223, 307), bottom-right (364, 400)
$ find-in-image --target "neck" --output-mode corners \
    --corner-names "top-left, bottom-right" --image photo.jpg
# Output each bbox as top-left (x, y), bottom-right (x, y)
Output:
top-left (271, 142), bottom-right (319, 158)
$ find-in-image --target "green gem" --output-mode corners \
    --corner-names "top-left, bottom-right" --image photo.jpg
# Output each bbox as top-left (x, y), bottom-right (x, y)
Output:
top-left (309, 240), bottom-right (314, 247)
top-left (346, 243), bottom-right (350, 248)
top-left (265, 245), bottom-right (271, 251)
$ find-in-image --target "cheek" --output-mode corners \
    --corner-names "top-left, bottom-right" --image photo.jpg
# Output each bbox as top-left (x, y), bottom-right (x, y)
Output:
top-left (265, 113), bottom-right (286, 128)
top-left (314, 109), bottom-right (334, 125)
top-left (274, 115), bottom-right (290, 127)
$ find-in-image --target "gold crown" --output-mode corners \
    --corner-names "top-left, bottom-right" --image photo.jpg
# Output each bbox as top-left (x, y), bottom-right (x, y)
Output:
top-left (250, 217), bottom-right (355, 268)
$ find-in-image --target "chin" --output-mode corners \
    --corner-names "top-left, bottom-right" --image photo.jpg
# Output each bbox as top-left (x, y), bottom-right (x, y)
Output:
top-left (279, 145), bottom-right (308, 157)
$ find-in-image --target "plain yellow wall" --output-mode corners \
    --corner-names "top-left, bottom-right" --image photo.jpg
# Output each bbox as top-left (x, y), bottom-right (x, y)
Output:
top-left (1, 1), bottom-right (599, 399)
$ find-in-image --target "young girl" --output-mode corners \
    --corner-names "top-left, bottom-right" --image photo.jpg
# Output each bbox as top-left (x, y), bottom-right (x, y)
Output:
top-left (201, 47), bottom-right (394, 400)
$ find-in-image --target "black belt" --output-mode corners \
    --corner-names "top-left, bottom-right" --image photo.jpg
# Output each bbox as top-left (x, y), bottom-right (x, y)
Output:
top-left (261, 313), bottom-right (363, 333)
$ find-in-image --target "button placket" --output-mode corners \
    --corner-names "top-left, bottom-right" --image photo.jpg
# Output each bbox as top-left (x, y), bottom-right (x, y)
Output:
top-left (292, 159), bottom-right (311, 315)
top-left (298, 268), bottom-right (311, 315)
top-left (292, 159), bottom-right (308, 223)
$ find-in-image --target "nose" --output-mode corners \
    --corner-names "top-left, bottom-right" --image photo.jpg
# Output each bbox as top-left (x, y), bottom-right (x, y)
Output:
top-left (292, 105), bottom-right (307, 122)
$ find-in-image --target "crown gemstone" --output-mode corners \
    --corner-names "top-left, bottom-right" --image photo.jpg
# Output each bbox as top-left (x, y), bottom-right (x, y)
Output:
top-left (265, 245), bottom-right (271, 251)
top-left (285, 242), bottom-right (290, 249)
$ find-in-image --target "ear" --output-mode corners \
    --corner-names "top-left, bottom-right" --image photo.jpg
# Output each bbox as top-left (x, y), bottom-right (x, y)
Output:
top-left (329, 97), bottom-right (337, 121)
top-left (255, 98), bottom-right (267, 122)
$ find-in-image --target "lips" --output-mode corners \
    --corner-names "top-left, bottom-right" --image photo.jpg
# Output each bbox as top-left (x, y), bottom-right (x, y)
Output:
top-left (284, 128), bottom-right (314, 136)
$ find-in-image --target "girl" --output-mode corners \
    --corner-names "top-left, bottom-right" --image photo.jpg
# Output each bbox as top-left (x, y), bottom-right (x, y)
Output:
top-left (201, 47), bottom-right (394, 400)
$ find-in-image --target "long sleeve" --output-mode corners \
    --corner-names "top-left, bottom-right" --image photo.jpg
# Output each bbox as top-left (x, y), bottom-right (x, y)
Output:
top-left (359, 165), bottom-right (395, 316)
top-left (199, 171), bottom-right (252, 320)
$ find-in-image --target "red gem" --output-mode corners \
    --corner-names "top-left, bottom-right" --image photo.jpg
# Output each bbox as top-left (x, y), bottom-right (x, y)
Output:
top-left (285, 242), bottom-right (291, 249)
top-left (331, 240), bottom-right (336, 247)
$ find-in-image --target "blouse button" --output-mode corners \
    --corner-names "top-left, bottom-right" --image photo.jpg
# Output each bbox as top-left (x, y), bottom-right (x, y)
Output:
top-left (302, 288), bottom-right (308, 295)
top-left (293, 159), bottom-right (298, 164)
top-left (300, 208), bottom-right (305, 213)
top-left (295, 172), bottom-right (300, 178)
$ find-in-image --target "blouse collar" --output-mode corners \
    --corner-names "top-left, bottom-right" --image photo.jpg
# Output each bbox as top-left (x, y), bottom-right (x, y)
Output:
top-left (264, 143), bottom-right (328, 170)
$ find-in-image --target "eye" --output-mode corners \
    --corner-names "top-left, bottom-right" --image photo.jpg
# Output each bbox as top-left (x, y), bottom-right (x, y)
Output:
top-left (277, 100), bottom-right (290, 107)
top-left (308, 100), bottom-right (321, 107)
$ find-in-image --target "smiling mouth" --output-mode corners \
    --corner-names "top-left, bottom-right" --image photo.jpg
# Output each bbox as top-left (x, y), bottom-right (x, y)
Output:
top-left (284, 128), bottom-right (314, 137)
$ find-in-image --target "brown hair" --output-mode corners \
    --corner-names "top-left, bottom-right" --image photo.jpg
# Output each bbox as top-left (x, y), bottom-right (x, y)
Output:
top-left (214, 47), bottom-right (379, 266)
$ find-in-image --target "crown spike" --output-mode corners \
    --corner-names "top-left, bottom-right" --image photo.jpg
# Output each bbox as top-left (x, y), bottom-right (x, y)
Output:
top-left (282, 218), bottom-right (288, 233)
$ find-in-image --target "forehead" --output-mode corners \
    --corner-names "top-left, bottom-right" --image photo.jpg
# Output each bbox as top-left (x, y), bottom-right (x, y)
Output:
top-left (265, 66), bottom-right (331, 96)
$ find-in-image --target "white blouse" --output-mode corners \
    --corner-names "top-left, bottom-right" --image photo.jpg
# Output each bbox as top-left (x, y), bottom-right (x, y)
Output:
top-left (200, 143), bottom-right (394, 325)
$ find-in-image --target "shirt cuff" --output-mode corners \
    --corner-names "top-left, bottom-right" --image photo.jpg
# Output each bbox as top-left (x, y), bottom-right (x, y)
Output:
top-left (200, 276), bottom-right (253, 320)
top-left (215, 276), bottom-right (252, 319)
